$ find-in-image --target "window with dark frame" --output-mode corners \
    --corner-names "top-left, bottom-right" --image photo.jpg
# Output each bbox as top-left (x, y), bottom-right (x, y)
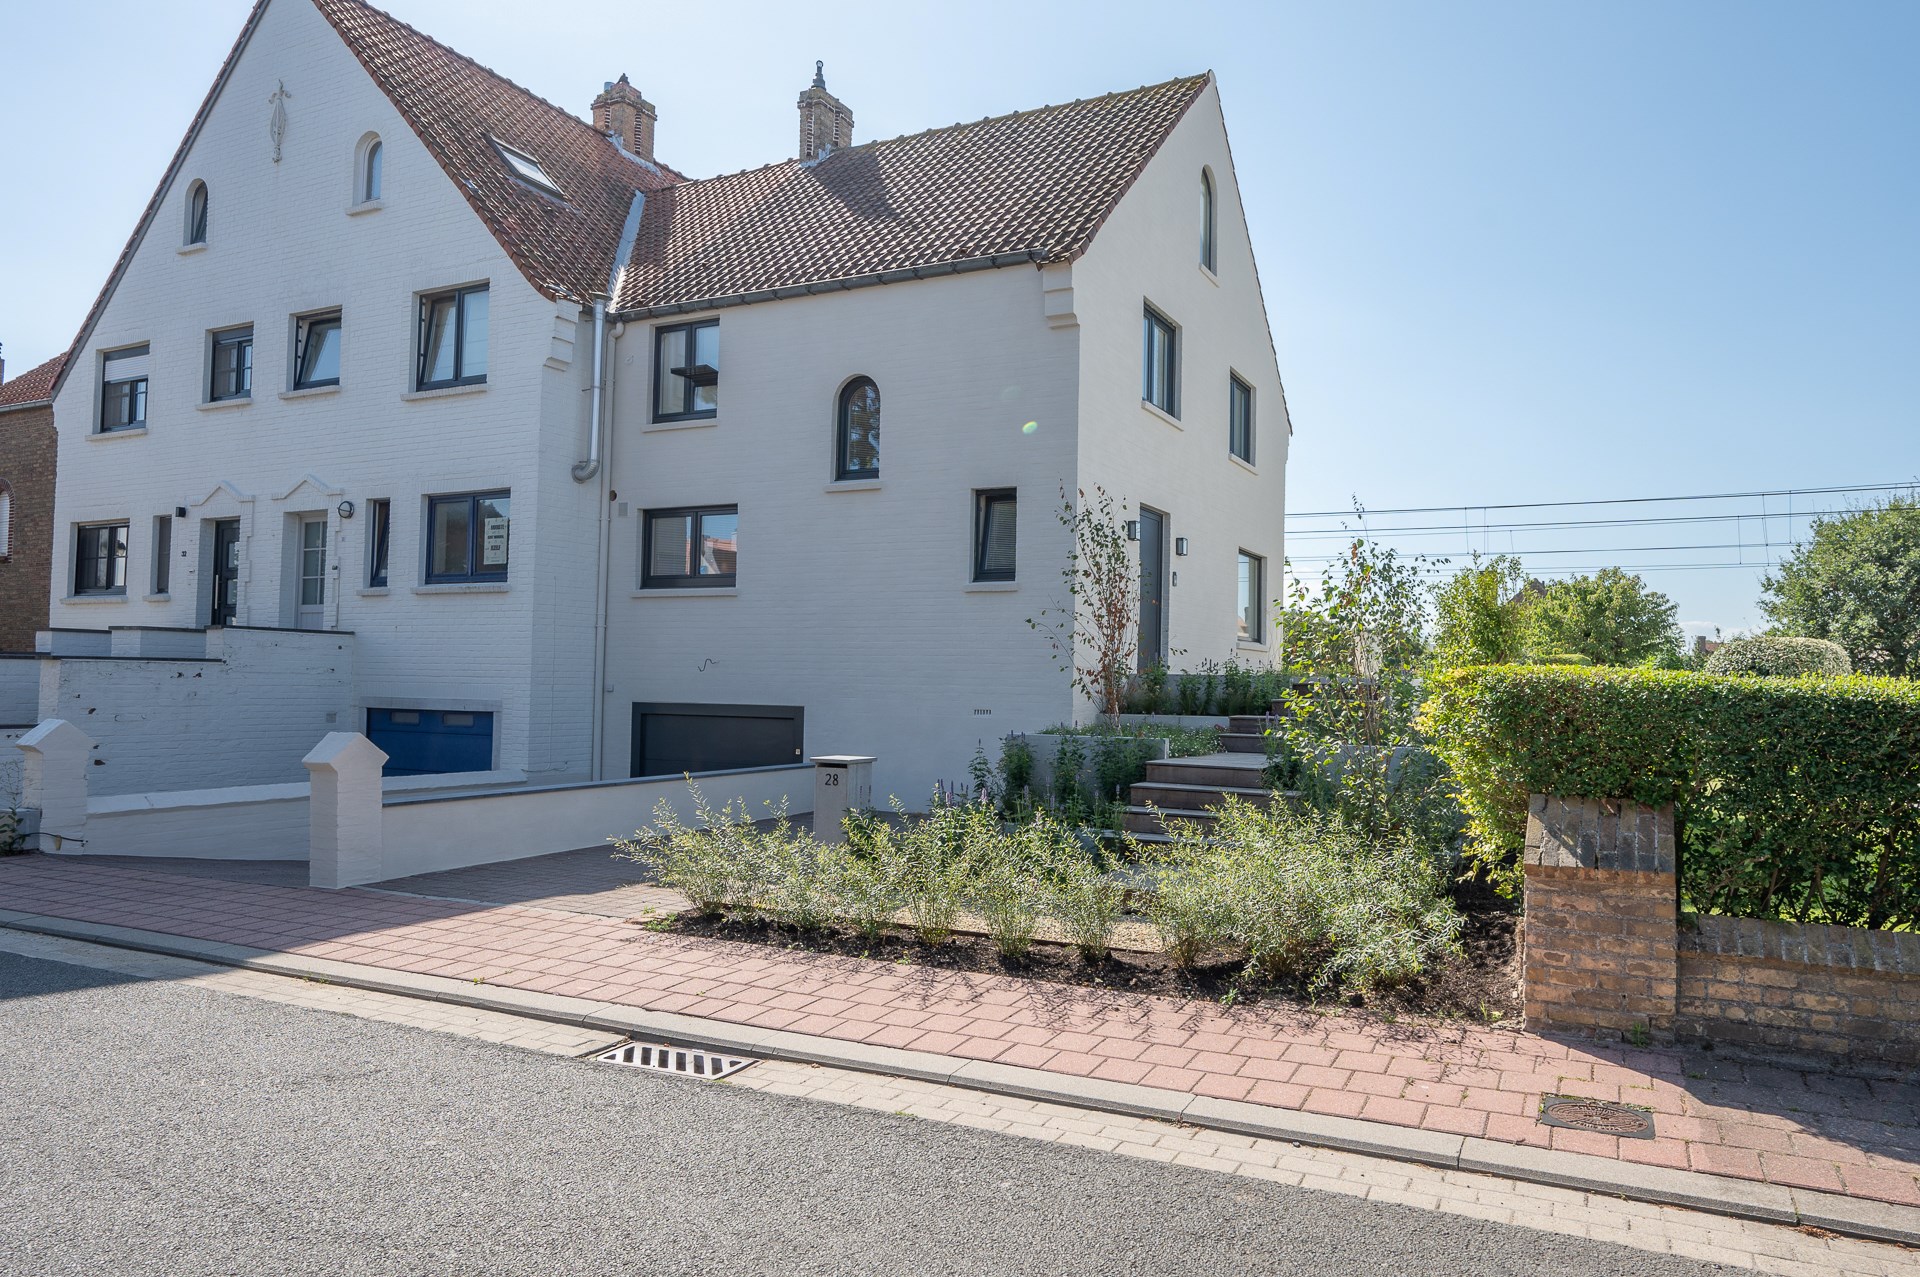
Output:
top-left (642, 505), bottom-right (739, 588)
top-left (417, 285), bottom-right (489, 390)
top-left (973, 489), bottom-right (1017, 582)
top-left (652, 320), bottom-right (719, 421)
top-left (210, 327), bottom-right (253, 401)
top-left (295, 312), bottom-right (343, 389)
top-left (1201, 170), bottom-right (1217, 272)
top-left (1229, 374), bottom-right (1254, 464)
top-left (367, 498), bottom-right (391, 587)
top-left (75, 522), bottom-right (129, 595)
top-left (1142, 307), bottom-right (1178, 417)
top-left (152, 516), bottom-right (172, 595)
top-left (187, 182), bottom-right (208, 246)
top-left (1238, 550), bottom-right (1264, 643)
top-left (99, 345), bottom-right (150, 433)
top-left (835, 377), bottom-right (880, 480)
top-left (362, 139), bottom-right (383, 203)
top-left (0, 482), bottom-right (11, 560)
top-left (425, 490), bottom-right (509, 583)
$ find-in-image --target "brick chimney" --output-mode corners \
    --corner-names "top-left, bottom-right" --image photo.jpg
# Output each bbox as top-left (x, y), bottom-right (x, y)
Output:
top-left (592, 74), bottom-right (657, 163)
top-left (797, 61), bottom-right (853, 162)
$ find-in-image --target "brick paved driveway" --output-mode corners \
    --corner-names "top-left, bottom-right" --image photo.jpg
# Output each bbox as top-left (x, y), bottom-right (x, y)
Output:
top-left (2, 853), bottom-right (1916, 1209)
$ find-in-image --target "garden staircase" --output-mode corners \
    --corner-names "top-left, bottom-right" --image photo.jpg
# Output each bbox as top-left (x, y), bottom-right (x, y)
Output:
top-left (1121, 749), bottom-right (1277, 839)
top-left (1218, 700), bottom-right (1287, 753)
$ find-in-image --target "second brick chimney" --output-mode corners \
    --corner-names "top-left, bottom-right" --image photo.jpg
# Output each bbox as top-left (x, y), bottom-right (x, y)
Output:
top-left (797, 61), bottom-right (853, 162)
top-left (592, 74), bottom-right (658, 163)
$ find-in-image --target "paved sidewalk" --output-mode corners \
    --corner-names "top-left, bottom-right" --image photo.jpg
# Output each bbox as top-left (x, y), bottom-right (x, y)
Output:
top-left (3, 853), bottom-right (1918, 1215)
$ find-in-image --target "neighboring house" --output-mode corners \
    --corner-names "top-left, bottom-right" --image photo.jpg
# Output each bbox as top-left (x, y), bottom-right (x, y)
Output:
top-left (42, 0), bottom-right (1290, 802)
top-left (0, 354), bottom-right (62, 654)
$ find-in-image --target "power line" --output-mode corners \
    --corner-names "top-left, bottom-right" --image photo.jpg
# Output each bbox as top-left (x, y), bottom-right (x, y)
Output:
top-left (1282, 506), bottom-right (1915, 539)
top-left (1286, 480), bottom-right (1915, 520)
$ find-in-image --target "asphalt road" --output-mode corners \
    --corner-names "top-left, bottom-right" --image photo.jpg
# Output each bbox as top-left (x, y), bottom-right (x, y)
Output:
top-left (0, 950), bottom-right (1737, 1276)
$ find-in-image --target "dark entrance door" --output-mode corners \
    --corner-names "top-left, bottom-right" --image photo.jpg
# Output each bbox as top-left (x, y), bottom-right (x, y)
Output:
top-left (1137, 507), bottom-right (1168, 671)
top-left (631, 703), bottom-right (805, 778)
top-left (210, 519), bottom-right (241, 626)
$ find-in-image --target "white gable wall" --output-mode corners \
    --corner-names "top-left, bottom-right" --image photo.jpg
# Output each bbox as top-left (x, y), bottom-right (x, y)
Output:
top-left (46, 0), bottom-right (601, 783)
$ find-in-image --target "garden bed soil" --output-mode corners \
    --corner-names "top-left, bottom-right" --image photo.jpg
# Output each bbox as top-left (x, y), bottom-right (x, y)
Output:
top-left (645, 898), bottom-right (1519, 1025)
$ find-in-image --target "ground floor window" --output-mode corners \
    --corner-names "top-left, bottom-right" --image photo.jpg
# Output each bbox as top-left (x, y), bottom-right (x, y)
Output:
top-left (1238, 550), bottom-right (1264, 643)
top-left (75, 522), bottom-right (129, 595)
top-left (366, 707), bottom-right (495, 776)
top-left (643, 505), bottom-right (738, 587)
top-left (974, 489), bottom-right (1016, 582)
top-left (426, 490), bottom-right (509, 583)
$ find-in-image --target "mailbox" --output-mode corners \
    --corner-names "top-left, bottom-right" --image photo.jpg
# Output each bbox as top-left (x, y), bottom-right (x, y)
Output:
top-left (811, 754), bottom-right (875, 844)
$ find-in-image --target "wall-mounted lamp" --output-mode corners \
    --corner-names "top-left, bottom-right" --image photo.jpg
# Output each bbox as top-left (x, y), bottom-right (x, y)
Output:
top-left (172, 506), bottom-right (187, 519)
top-left (337, 500), bottom-right (356, 519)
top-left (1174, 537), bottom-right (1189, 557)
top-left (1125, 520), bottom-right (1140, 541)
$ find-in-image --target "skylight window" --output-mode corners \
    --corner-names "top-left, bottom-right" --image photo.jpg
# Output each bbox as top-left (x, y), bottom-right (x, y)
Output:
top-left (491, 138), bottom-right (563, 197)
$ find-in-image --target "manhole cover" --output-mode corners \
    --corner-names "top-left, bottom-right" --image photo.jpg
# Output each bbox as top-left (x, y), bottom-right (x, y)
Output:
top-left (1538, 1094), bottom-right (1655, 1140)
top-left (595, 1041), bottom-right (756, 1080)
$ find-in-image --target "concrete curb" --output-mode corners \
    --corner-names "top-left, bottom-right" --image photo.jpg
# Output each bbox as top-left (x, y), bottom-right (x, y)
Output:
top-left (5, 908), bottom-right (1916, 1248)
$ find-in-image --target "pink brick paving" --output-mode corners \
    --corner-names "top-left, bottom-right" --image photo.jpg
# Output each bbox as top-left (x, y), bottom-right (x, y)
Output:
top-left (4, 855), bottom-right (1918, 1208)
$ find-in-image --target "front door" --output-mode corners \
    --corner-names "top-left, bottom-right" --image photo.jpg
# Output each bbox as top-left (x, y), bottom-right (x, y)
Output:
top-left (210, 519), bottom-right (241, 626)
top-left (296, 516), bottom-right (327, 630)
top-left (1137, 507), bottom-right (1168, 671)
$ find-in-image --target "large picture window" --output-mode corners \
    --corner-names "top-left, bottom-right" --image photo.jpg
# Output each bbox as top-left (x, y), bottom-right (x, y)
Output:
top-left (835, 377), bottom-right (880, 480)
top-left (643, 505), bottom-right (738, 588)
top-left (973, 489), bottom-right (1017, 582)
top-left (99, 344), bottom-right (149, 433)
top-left (1230, 374), bottom-right (1254, 464)
top-left (417, 285), bottom-right (488, 390)
top-left (1142, 307), bottom-right (1178, 417)
top-left (75, 522), bottom-right (129, 595)
top-left (426, 490), bottom-right (510, 583)
top-left (653, 320), bottom-right (719, 421)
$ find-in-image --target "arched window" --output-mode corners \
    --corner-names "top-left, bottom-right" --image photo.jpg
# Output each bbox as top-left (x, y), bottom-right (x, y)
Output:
top-left (186, 181), bottom-right (209, 246)
top-left (0, 480), bottom-right (12, 560)
top-left (362, 138), bottom-right (383, 203)
top-left (1199, 169), bottom-right (1216, 272)
top-left (835, 377), bottom-right (880, 480)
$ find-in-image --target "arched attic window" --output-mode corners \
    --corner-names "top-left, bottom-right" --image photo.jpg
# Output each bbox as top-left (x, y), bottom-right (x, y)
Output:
top-left (835, 377), bottom-right (880, 480)
top-left (185, 180), bottom-right (209, 246)
top-left (1200, 169), bottom-right (1217, 273)
top-left (356, 134), bottom-right (384, 204)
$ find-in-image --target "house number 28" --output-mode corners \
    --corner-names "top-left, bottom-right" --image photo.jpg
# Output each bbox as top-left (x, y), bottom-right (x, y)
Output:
top-left (823, 772), bottom-right (840, 786)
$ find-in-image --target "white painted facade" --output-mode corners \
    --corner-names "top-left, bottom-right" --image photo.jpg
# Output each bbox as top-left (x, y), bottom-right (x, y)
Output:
top-left (38, 4), bottom-right (1287, 809)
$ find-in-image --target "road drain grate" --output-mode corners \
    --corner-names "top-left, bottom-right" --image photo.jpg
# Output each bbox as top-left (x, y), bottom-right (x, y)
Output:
top-left (1537, 1094), bottom-right (1656, 1140)
top-left (595, 1041), bottom-right (756, 1080)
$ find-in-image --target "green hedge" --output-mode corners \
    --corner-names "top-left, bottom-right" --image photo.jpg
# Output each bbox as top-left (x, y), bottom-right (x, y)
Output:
top-left (1704, 635), bottom-right (1851, 677)
top-left (1421, 666), bottom-right (1920, 928)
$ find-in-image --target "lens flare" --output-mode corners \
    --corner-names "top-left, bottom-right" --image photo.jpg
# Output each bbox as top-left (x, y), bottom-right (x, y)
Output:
top-left (1021, 421), bottom-right (1038, 434)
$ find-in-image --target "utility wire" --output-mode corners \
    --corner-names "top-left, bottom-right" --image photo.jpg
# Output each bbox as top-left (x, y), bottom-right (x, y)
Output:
top-left (1286, 480), bottom-right (1915, 520)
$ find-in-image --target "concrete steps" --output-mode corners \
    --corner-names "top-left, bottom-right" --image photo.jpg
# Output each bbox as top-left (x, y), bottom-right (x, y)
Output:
top-left (1123, 751), bottom-right (1287, 838)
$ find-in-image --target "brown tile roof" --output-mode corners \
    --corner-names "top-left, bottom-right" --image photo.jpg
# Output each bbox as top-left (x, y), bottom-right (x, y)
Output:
top-left (0, 355), bottom-right (66, 411)
top-left (615, 74), bottom-right (1210, 313)
top-left (313, 0), bottom-right (683, 305)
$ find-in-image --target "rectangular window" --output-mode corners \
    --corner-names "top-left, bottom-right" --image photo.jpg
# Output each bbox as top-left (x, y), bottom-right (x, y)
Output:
top-left (152, 516), bottom-right (173, 595)
top-left (1143, 307), bottom-right (1178, 416)
top-left (1229, 374), bottom-right (1254, 464)
top-left (417, 285), bottom-right (489, 390)
top-left (652, 320), bottom-right (720, 421)
top-left (210, 326), bottom-right (253, 401)
top-left (1238, 550), bottom-right (1264, 643)
top-left (642, 505), bottom-right (739, 588)
top-left (74, 522), bottom-right (129, 595)
top-left (367, 498), bottom-right (391, 587)
top-left (294, 311), bottom-right (343, 389)
top-left (973, 489), bottom-right (1017, 582)
top-left (425, 490), bottom-right (509, 583)
top-left (99, 344), bottom-right (150, 433)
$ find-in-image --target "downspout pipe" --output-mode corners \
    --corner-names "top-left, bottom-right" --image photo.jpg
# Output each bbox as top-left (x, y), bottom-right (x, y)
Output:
top-left (571, 294), bottom-right (609, 483)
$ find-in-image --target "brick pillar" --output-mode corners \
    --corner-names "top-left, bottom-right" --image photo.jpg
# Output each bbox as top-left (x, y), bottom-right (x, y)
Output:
top-left (1522, 795), bottom-right (1680, 1038)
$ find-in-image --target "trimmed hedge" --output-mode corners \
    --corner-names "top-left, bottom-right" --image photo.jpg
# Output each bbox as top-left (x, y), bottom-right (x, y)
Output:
top-left (1421, 666), bottom-right (1920, 928)
top-left (1705, 635), bottom-right (1852, 677)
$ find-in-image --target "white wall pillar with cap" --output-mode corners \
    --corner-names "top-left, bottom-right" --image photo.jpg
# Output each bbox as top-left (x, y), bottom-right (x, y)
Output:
top-left (810, 754), bottom-right (874, 844)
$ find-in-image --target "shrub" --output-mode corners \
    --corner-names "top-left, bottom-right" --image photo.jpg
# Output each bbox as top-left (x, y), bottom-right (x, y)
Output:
top-left (614, 780), bottom-right (763, 916)
top-left (818, 836), bottom-right (903, 943)
top-left (968, 815), bottom-right (1057, 961)
top-left (1043, 840), bottom-right (1126, 963)
top-left (1531, 652), bottom-right (1593, 666)
top-left (1705, 635), bottom-right (1852, 677)
top-left (1421, 665), bottom-right (1920, 927)
top-left (894, 798), bottom-right (976, 944)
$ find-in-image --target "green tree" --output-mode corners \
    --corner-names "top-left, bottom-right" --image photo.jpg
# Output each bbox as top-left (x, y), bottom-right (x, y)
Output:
top-left (1761, 496), bottom-right (1920, 677)
top-left (1027, 485), bottom-right (1138, 720)
top-left (1523, 568), bottom-right (1681, 666)
top-left (1428, 554), bottom-right (1530, 670)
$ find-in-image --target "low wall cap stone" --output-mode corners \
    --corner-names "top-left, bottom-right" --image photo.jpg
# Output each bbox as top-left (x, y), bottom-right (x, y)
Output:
top-left (303, 732), bottom-right (389, 771)
top-left (17, 719), bottom-right (94, 752)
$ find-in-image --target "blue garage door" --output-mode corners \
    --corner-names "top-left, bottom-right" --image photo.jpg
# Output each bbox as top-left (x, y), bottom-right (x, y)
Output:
top-left (367, 708), bottom-right (495, 777)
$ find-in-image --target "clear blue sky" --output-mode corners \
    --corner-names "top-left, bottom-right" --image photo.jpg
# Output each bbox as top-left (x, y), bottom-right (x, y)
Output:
top-left (3, 0), bottom-right (1914, 639)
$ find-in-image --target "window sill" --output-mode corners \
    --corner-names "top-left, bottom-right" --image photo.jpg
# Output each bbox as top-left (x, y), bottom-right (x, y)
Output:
top-left (1141, 400), bottom-right (1183, 431)
top-left (1229, 453), bottom-right (1258, 476)
top-left (632, 586), bottom-right (738, 598)
top-left (965, 581), bottom-right (1019, 593)
top-left (143, 593), bottom-right (171, 603)
top-left (88, 427), bottom-right (149, 441)
top-left (281, 384), bottom-right (341, 401)
top-left (358, 586), bottom-right (391, 597)
top-left (197, 397), bottom-right (252, 413)
top-left (642, 416), bottom-right (720, 433)
top-left (346, 199), bottom-right (384, 217)
top-left (177, 243), bottom-right (207, 257)
top-left (1236, 639), bottom-right (1270, 653)
top-left (825, 479), bottom-right (883, 493)
top-left (1199, 263), bottom-right (1220, 287)
top-left (402, 382), bottom-right (488, 403)
top-left (61, 593), bottom-right (128, 605)
top-left (412, 582), bottom-right (509, 594)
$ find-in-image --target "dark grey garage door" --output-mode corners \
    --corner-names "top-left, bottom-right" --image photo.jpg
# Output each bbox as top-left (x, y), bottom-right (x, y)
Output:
top-left (631, 702), bottom-right (804, 778)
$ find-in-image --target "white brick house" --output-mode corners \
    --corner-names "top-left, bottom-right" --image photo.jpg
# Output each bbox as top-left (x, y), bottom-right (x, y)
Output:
top-left (37, 0), bottom-right (1289, 804)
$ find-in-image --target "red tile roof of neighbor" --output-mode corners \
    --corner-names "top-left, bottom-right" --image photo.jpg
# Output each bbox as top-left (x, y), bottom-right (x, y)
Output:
top-left (0, 355), bottom-right (65, 410)
top-left (56, 0), bottom-right (1207, 394)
